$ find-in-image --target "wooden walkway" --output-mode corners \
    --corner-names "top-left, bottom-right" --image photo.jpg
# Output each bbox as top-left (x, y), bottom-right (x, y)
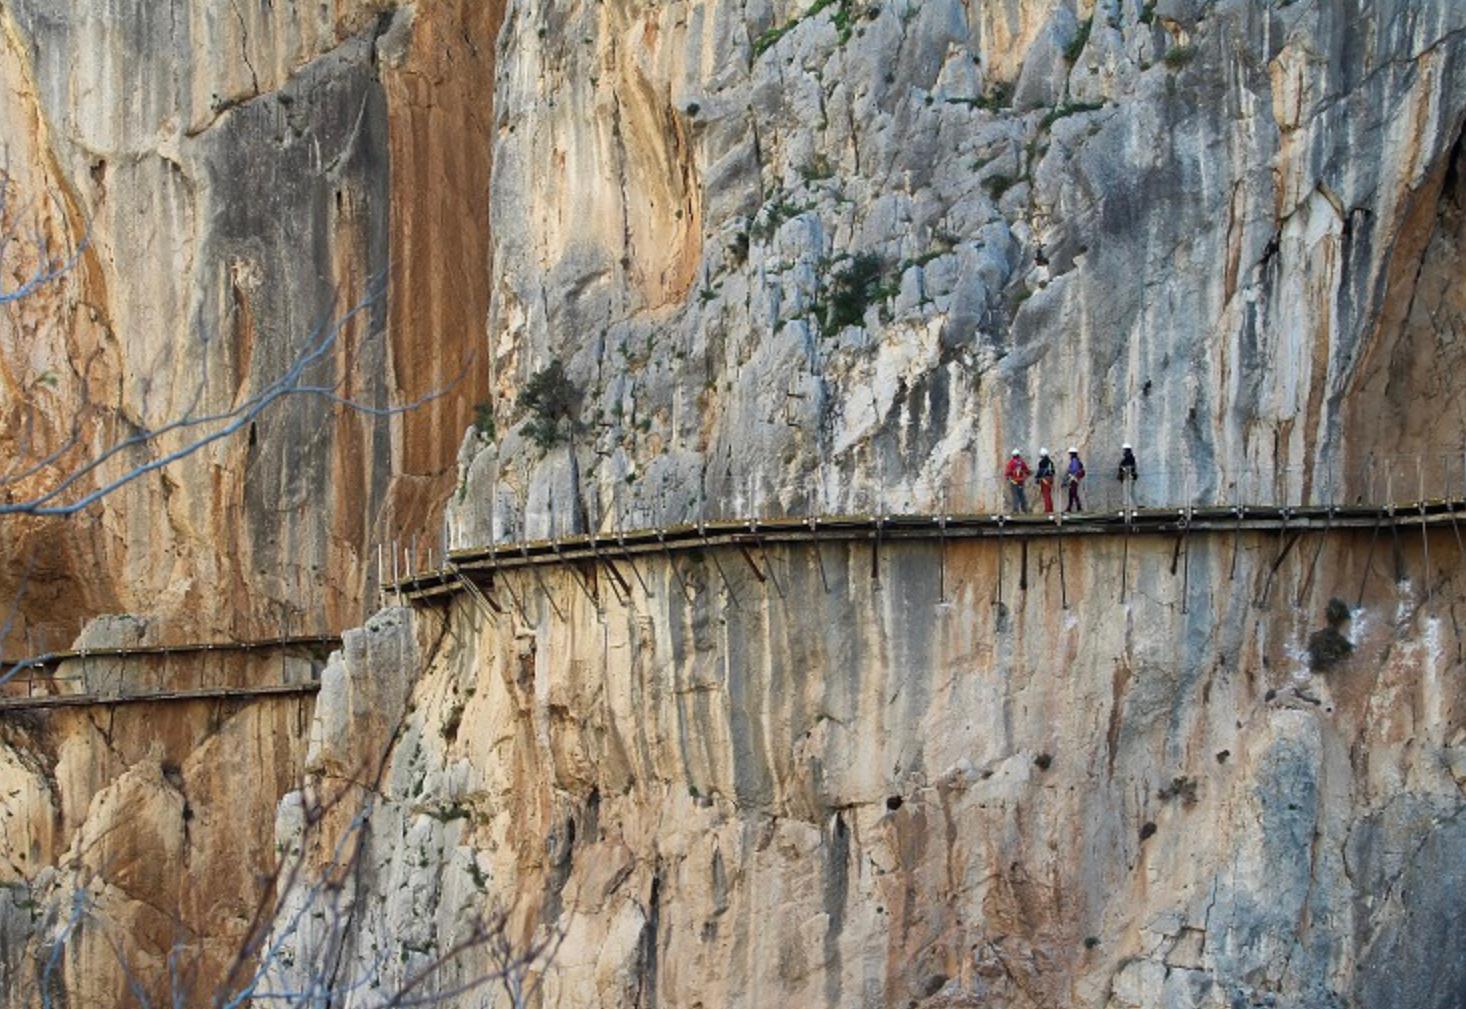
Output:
top-left (1, 634), bottom-right (341, 672)
top-left (9, 499), bottom-right (1461, 710)
top-left (393, 500), bottom-right (1466, 603)
top-left (0, 681), bottom-right (322, 711)
top-left (0, 635), bottom-right (339, 713)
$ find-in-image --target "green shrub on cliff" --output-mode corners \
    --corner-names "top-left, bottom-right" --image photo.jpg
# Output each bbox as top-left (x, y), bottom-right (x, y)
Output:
top-left (473, 402), bottom-right (496, 440)
top-left (817, 253), bottom-right (894, 335)
top-left (519, 361), bottom-right (581, 450)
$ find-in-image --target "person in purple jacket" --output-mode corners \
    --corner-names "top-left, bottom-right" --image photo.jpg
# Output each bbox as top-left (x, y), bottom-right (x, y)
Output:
top-left (1063, 446), bottom-right (1086, 512)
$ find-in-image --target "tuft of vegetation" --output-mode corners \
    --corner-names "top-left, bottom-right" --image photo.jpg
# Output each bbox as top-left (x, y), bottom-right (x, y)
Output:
top-left (984, 173), bottom-right (1019, 201)
top-left (1163, 44), bottom-right (1197, 69)
top-left (752, 22), bottom-right (795, 56)
top-left (798, 154), bottom-right (835, 182)
top-left (752, 0), bottom-right (859, 58)
top-left (1138, 1), bottom-right (1157, 24)
top-left (1040, 100), bottom-right (1105, 129)
top-left (820, 252), bottom-right (897, 336)
top-left (518, 361), bottom-right (581, 450)
top-left (969, 150), bottom-right (1000, 172)
top-left (900, 247), bottom-right (947, 271)
top-left (946, 81), bottom-right (1015, 113)
top-left (750, 194), bottom-right (808, 241)
top-left (441, 702), bottom-right (465, 742)
top-left (810, 0), bottom-right (859, 44)
top-left (472, 402), bottom-right (495, 440)
top-left (425, 804), bottom-right (471, 824)
top-left (1063, 17), bottom-right (1093, 63)
top-left (729, 230), bottom-right (750, 265)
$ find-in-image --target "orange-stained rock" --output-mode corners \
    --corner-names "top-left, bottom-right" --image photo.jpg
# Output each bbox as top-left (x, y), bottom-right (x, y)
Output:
top-left (0, 2), bottom-right (499, 655)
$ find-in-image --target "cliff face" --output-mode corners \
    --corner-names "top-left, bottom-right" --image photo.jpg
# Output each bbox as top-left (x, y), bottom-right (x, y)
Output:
top-left (0, 0), bottom-right (500, 652)
top-left (450, 0), bottom-right (1466, 542)
top-left (273, 529), bottom-right (1466, 1009)
top-left (353, 0), bottom-right (1466, 1003)
top-left (0, 693), bottom-right (314, 1004)
top-left (3, 1), bottom-right (1466, 1008)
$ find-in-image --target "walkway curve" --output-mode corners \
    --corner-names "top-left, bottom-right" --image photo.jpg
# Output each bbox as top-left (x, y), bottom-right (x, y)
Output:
top-left (396, 499), bottom-right (1466, 603)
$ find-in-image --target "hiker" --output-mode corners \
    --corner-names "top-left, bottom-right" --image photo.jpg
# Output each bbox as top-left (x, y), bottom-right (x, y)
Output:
top-left (1035, 448), bottom-right (1056, 514)
top-left (1063, 446), bottom-right (1086, 512)
top-left (1117, 443), bottom-right (1138, 511)
top-left (1004, 448), bottom-right (1031, 513)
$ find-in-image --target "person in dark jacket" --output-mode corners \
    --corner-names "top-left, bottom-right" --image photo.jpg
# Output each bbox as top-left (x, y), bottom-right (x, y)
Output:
top-left (1117, 443), bottom-right (1138, 511)
top-left (1036, 448), bottom-right (1056, 513)
top-left (1064, 447), bottom-right (1086, 512)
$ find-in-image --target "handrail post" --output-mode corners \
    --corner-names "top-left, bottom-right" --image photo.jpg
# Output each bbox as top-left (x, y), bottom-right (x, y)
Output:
top-left (391, 538), bottom-right (400, 605)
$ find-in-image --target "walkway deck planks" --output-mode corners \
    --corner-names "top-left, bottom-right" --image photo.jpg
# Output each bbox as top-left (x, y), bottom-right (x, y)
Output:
top-left (394, 501), bottom-right (1466, 603)
top-left (0, 681), bottom-right (322, 711)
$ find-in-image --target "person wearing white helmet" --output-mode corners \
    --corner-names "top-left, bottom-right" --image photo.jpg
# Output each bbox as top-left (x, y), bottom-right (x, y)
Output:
top-left (1004, 447), bottom-right (1032, 513)
top-left (1117, 442), bottom-right (1139, 512)
top-left (1063, 446), bottom-right (1086, 512)
top-left (1035, 447), bottom-right (1056, 513)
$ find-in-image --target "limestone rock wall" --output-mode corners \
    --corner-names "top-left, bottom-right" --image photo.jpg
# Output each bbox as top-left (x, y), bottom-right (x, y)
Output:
top-left (0, 0), bottom-right (501, 653)
top-left (3, 1), bottom-right (1466, 1008)
top-left (450, 0), bottom-right (1466, 544)
top-left (269, 526), bottom-right (1466, 1009)
top-left (0, 695), bottom-right (314, 1006)
top-left (0, 608), bottom-right (432, 1008)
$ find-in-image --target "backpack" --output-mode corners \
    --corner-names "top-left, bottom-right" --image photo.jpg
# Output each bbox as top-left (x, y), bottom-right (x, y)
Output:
top-left (1073, 460), bottom-right (1086, 480)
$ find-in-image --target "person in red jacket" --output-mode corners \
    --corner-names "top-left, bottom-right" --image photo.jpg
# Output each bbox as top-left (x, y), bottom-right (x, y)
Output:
top-left (1004, 448), bottom-right (1031, 513)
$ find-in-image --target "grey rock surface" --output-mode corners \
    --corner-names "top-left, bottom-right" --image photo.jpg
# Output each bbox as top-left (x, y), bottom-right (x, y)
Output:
top-left (451, 0), bottom-right (1466, 543)
top-left (268, 528), bottom-right (1466, 1009)
top-left (2, 2), bottom-right (1466, 1008)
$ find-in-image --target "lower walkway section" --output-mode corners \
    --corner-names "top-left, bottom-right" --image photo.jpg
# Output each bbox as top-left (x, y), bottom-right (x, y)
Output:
top-left (0, 635), bottom-right (338, 712)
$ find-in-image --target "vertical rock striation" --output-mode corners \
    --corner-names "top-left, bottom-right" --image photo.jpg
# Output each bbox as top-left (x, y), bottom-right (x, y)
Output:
top-left (450, 0), bottom-right (1466, 541)
top-left (4, 1), bottom-right (1466, 1008)
top-left (0, 1), bottom-right (501, 651)
top-left (275, 527), bottom-right (1466, 1009)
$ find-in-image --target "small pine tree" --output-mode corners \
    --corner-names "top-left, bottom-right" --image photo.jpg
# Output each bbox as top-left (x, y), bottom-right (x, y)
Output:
top-left (518, 361), bottom-right (581, 450)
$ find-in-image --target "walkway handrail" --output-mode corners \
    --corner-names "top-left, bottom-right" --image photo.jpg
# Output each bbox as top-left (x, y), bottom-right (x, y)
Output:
top-left (0, 633), bottom-right (343, 673)
top-left (0, 680), bottom-right (322, 712)
top-left (0, 634), bottom-right (342, 708)
top-left (392, 499), bottom-right (1466, 604)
